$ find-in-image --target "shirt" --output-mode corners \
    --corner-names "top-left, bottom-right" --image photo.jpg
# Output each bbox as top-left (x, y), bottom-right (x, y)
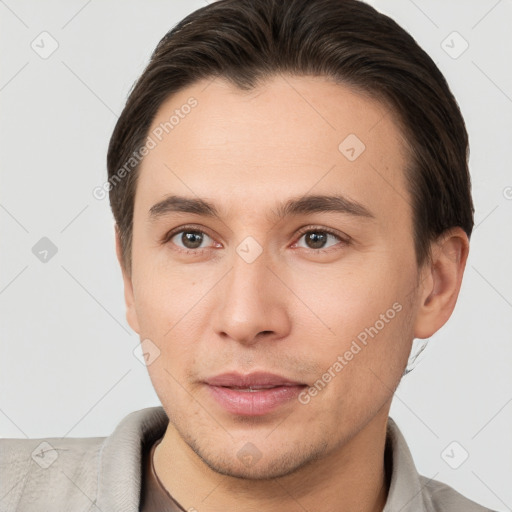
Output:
top-left (0, 406), bottom-right (496, 511)
top-left (140, 437), bottom-right (185, 511)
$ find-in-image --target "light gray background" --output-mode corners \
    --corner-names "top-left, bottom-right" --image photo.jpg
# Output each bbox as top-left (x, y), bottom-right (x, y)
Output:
top-left (1, 0), bottom-right (511, 510)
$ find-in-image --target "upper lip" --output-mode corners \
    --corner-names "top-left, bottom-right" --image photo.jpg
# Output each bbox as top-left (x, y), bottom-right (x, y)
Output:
top-left (204, 372), bottom-right (305, 388)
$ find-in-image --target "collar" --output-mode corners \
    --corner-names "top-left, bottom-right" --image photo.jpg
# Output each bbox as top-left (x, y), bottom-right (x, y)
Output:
top-left (94, 406), bottom-right (430, 511)
top-left (95, 406), bottom-right (169, 511)
top-left (383, 416), bottom-right (432, 511)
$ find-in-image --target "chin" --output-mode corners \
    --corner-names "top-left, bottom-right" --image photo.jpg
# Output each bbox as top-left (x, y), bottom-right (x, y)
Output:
top-left (188, 436), bottom-right (329, 481)
top-left (201, 456), bottom-right (310, 481)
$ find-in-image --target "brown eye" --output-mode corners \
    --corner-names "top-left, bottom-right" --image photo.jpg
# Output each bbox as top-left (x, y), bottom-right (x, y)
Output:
top-left (304, 232), bottom-right (328, 249)
top-left (169, 230), bottom-right (213, 250)
top-left (296, 230), bottom-right (342, 250)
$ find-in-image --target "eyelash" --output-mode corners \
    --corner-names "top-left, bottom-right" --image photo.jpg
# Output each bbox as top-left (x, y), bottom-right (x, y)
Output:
top-left (161, 224), bottom-right (350, 256)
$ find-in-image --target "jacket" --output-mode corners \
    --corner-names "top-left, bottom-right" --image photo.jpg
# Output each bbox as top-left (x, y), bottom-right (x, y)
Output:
top-left (0, 406), bottom-right (495, 511)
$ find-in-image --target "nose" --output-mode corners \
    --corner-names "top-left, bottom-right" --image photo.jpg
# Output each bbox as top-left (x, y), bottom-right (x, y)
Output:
top-left (212, 246), bottom-right (292, 346)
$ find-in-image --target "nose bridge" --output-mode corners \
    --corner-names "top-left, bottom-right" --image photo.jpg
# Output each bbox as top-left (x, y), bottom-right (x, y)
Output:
top-left (225, 245), bottom-right (273, 318)
top-left (213, 241), bottom-right (290, 344)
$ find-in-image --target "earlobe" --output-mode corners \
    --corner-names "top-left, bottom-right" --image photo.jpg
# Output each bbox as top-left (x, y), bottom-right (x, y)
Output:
top-left (413, 228), bottom-right (469, 339)
top-left (115, 225), bottom-right (140, 335)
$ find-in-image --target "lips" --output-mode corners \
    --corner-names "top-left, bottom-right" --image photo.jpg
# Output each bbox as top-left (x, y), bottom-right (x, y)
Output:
top-left (205, 372), bottom-right (304, 388)
top-left (204, 372), bottom-right (307, 416)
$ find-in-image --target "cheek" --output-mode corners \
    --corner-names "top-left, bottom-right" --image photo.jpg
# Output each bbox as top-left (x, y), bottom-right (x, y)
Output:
top-left (288, 254), bottom-right (405, 335)
top-left (290, 257), bottom-right (414, 395)
top-left (297, 303), bottom-right (413, 432)
top-left (131, 255), bottom-right (203, 336)
top-left (130, 269), bottom-right (202, 402)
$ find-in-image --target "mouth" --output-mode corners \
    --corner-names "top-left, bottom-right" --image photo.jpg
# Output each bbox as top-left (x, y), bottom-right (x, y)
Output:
top-left (226, 385), bottom-right (292, 391)
top-left (205, 371), bottom-right (305, 387)
top-left (203, 372), bottom-right (308, 416)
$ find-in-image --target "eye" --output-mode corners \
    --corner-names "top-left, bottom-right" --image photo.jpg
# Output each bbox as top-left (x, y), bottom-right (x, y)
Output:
top-left (293, 228), bottom-right (348, 252)
top-left (165, 227), bottom-right (218, 252)
top-left (162, 225), bottom-right (348, 255)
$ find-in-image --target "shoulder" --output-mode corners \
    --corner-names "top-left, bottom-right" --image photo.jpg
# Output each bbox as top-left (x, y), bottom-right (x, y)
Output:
top-left (419, 475), bottom-right (496, 512)
top-left (0, 435), bottom-right (106, 512)
top-left (384, 417), bottom-right (496, 512)
top-left (0, 406), bottom-right (168, 512)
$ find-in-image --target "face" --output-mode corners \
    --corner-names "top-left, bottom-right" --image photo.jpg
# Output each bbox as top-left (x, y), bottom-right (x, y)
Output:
top-left (122, 75), bottom-right (424, 479)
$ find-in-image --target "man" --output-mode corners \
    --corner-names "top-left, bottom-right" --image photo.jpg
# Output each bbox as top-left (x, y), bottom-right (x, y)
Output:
top-left (0, 0), bottom-right (496, 510)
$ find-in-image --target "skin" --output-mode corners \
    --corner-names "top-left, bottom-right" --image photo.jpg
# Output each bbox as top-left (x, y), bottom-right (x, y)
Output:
top-left (115, 74), bottom-right (469, 512)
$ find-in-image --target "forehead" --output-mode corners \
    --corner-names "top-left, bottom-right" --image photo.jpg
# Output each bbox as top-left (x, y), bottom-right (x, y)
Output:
top-left (136, 75), bottom-right (412, 228)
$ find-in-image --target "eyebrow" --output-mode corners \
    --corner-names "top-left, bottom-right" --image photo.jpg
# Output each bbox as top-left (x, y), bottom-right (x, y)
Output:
top-left (148, 194), bottom-right (375, 222)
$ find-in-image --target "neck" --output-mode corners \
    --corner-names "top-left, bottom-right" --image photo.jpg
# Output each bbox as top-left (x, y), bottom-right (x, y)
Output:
top-left (153, 410), bottom-right (390, 512)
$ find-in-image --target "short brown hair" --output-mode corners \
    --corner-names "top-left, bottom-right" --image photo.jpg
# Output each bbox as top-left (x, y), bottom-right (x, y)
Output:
top-left (107, 0), bottom-right (474, 275)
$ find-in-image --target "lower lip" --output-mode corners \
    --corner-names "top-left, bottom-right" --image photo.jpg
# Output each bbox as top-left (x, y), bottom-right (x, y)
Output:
top-left (206, 384), bottom-right (306, 416)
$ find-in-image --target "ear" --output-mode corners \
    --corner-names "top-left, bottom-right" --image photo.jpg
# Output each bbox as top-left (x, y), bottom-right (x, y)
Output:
top-left (115, 225), bottom-right (140, 334)
top-left (413, 227), bottom-right (469, 339)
